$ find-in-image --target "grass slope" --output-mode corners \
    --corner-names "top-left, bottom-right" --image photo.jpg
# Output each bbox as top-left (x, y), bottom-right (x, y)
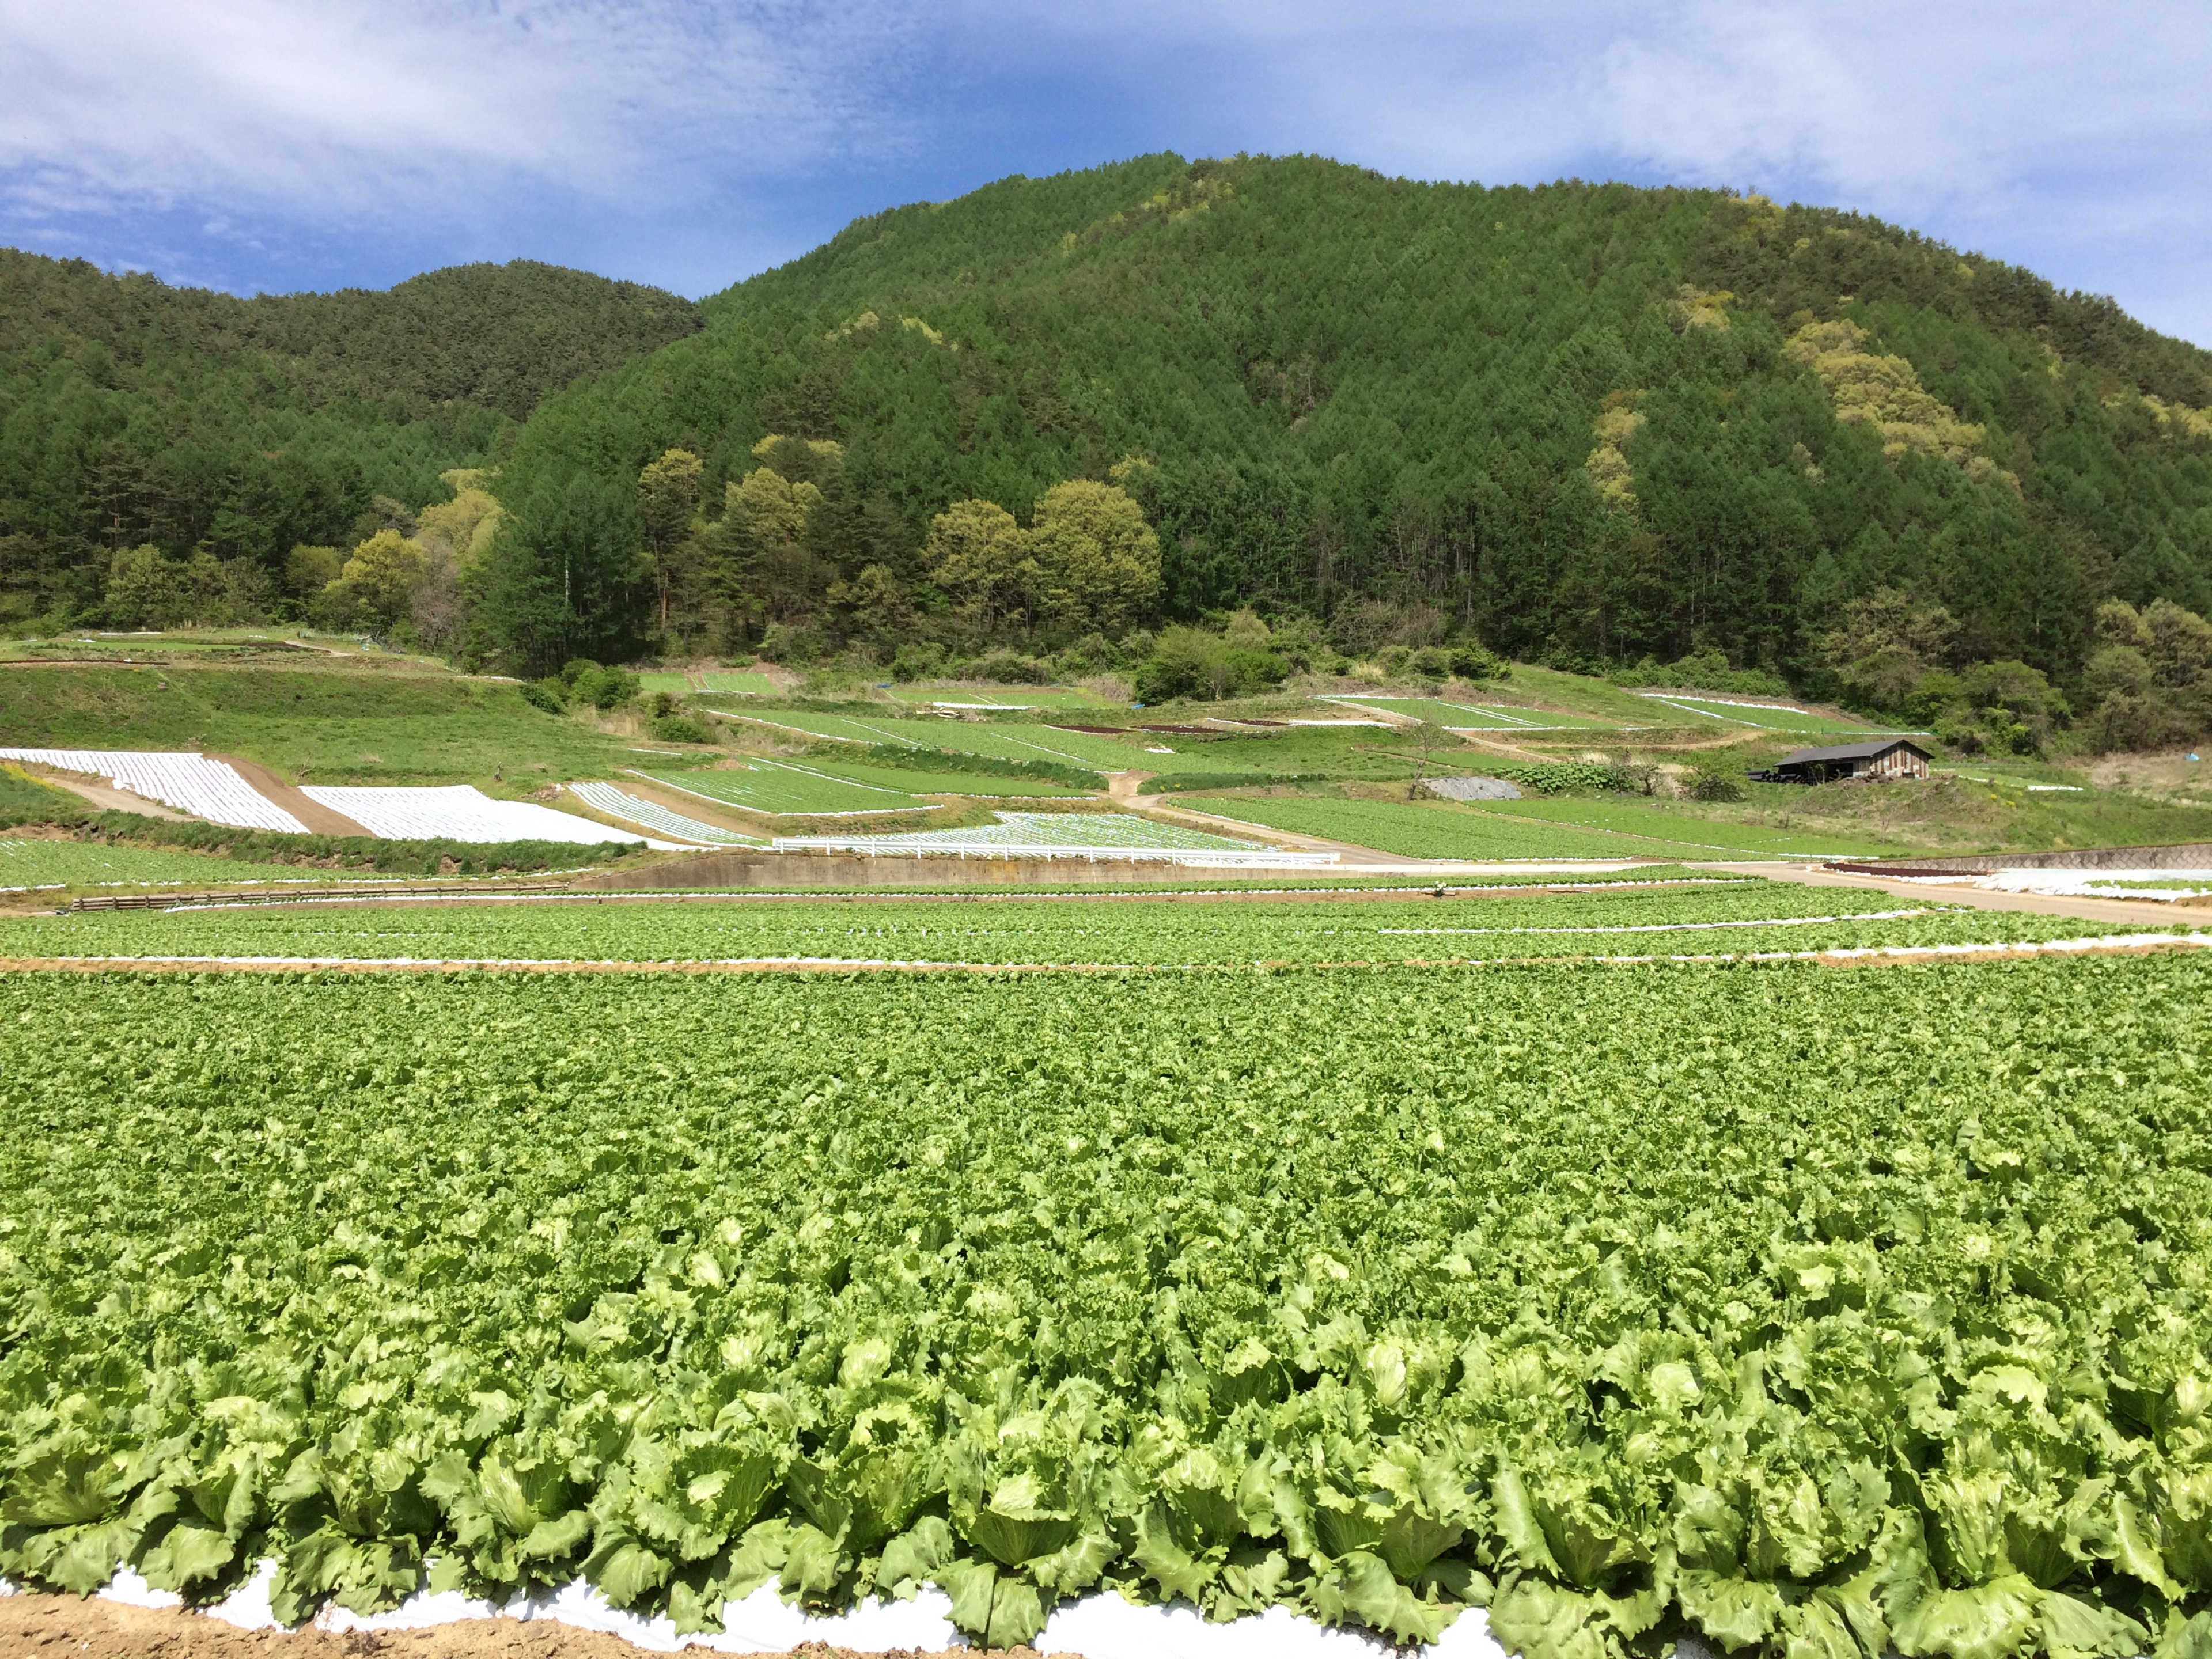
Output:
top-left (0, 665), bottom-right (645, 783)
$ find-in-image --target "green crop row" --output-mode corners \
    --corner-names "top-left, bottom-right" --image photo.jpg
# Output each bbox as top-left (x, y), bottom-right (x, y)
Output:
top-left (0, 887), bottom-right (2158, 967)
top-left (2, 960), bottom-right (2210, 1654)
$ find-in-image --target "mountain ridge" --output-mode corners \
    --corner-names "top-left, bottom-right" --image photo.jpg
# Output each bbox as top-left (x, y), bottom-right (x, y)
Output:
top-left (5, 154), bottom-right (2210, 703)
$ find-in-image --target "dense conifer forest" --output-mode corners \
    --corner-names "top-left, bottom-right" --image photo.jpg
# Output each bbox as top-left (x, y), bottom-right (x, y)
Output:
top-left (5, 153), bottom-right (2211, 729)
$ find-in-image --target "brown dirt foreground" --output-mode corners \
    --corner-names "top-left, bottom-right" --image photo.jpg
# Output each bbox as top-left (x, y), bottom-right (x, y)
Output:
top-left (0, 1593), bottom-right (1042, 1659)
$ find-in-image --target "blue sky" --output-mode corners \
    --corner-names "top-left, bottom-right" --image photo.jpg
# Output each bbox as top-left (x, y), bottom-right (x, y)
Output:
top-left (3, 1), bottom-right (2207, 347)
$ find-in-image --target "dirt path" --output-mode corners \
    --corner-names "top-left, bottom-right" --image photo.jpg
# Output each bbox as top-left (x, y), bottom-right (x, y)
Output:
top-left (0, 1592), bottom-right (1024, 1658)
top-left (206, 753), bottom-right (373, 838)
top-left (1717, 861), bottom-right (2205, 928)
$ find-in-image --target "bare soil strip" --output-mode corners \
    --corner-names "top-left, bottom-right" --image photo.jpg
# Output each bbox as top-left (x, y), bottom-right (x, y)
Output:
top-left (0, 1591), bottom-right (1013, 1658)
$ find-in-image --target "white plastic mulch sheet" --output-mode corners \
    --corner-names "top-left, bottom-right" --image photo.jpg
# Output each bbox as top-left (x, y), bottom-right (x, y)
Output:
top-left (300, 784), bottom-right (685, 849)
top-left (76, 1562), bottom-right (1510, 1658)
top-left (775, 810), bottom-right (1340, 867)
top-left (0, 747), bottom-right (308, 832)
top-left (565, 782), bottom-right (767, 846)
top-left (1962, 866), bottom-right (2212, 902)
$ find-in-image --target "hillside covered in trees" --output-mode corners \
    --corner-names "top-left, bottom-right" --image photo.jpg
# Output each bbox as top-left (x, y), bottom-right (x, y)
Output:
top-left (7, 153), bottom-right (2212, 734)
top-left (0, 255), bottom-right (699, 622)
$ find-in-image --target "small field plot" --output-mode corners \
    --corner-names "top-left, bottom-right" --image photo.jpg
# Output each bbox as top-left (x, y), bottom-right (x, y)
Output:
top-left (1187, 794), bottom-right (1674, 859)
top-left (736, 711), bottom-right (1169, 773)
top-left (775, 810), bottom-right (1290, 862)
top-left (1475, 797), bottom-right (1899, 858)
top-left (635, 672), bottom-right (693, 695)
top-left (634, 760), bottom-right (936, 816)
top-left (0, 748), bottom-right (307, 832)
top-left (885, 685), bottom-right (1112, 710)
top-left (0, 838), bottom-right (348, 891)
top-left (1327, 696), bottom-right (1627, 730)
top-left (805, 760), bottom-right (1091, 798)
top-left (300, 784), bottom-right (667, 846)
top-left (1634, 692), bottom-right (1907, 734)
top-left (695, 670), bottom-right (780, 696)
top-left (564, 782), bottom-right (768, 844)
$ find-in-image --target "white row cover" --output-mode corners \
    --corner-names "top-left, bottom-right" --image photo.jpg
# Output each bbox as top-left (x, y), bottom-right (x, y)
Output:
top-left (301, 784), bottom-right (687, 849)
top-left (83, 1563), bottom-right (1509, 1659)
top-left (0, 748), bottom-right (308, 833)
top-left (565, 782), bottom-right (766, 846)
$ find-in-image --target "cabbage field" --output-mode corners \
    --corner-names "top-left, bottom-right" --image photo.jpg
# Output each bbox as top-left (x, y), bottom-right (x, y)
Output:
top-left (4, 949), bottom-right (2212, 1658)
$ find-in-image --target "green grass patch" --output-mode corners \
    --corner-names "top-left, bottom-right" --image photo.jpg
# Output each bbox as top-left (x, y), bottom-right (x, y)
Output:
top-left (884, 685), bottom-right (1113, 710)
top-left (0, 664), bottom-right (642, 783)
top-left (806, 761), bottom-right (1090, 798)
top-left (0, 838), bottom-right (361, 891)
top-left (1327, 694), bottom-right (1627, 730)
top-left (1631, 692), bottom-right (1901, 734)
top-left (1471, 797), bottom-right (1899, 858)
top-left (1187, 794), bottom-right (1683, 859)
top-left (696, 671), bottom-right (779, 695)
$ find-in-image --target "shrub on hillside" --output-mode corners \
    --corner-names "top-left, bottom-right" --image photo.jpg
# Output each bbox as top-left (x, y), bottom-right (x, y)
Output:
top-left (652, 715), bottom-right (712, 744)
top-left (1135, 624), bottom-right (1289, 702)
top-left (1684, 765), bottom-right (1746, 802)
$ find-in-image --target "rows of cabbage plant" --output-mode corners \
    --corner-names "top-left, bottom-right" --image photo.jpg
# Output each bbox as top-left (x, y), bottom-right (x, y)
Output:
top-left (0, 887), bottom-right (2165, 968)
top-left (3, 959), bottom-right (2209, 1656)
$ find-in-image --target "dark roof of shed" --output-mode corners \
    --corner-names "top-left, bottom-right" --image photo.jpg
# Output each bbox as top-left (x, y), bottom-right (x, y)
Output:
top-left (1776, 738), bottom-right (1931, 766)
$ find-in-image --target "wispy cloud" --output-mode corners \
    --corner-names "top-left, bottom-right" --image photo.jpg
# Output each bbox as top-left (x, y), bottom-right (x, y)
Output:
top-left (1, 0), bottom-right (2204, 343)
top-left (0, 1), bottom-right (918, 249)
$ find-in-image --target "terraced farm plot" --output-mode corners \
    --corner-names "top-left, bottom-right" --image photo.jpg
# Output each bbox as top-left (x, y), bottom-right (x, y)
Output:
top-left (1190, 793), bottom-right (1891, 861)
top-left (0, 747), bottom-right (308, 831)
top-left (563, 783), bottom-right (768, 844)
top-left (696, 671), bottom-right (781, 695)
top-left (0, 838), bottom-right (357, 891)
top-left (1, 884), bottom-right (2161, 967)
top-left (775, 811), bottom-right (1293, 863)
top-left (1325, 696), bottom-right (1630, 731)
top-left (804, 760), bottom-right (1092, 798)
top-left (733, 711), bottom-right (1169, 772)
top-left (1184, 794), bottom-right (1686, 859)
top-left (300, 785), bottom-right (668, 846)
top-left (884, 685), bottom-right (1112, 710)
top-left (5, 956), bottom-right (2210, 1653)
top-left (1633, 692), bottom-right (1908, 734)
top-left (1471, 797), bottom-right (1896, 858)
top-left (634, 760), bottom-right (937, 816)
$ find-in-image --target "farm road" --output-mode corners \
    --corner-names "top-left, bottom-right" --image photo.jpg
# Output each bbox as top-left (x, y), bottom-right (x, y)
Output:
top-left (1720, 862), bottom-right (2204, 927)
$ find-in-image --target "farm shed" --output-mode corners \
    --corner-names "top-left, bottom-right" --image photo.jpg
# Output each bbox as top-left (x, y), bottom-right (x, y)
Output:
top-left (1753, 738), bottom-right (1931, 785)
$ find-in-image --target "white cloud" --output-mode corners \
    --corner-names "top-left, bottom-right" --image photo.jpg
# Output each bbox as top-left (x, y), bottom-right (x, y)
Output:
top-left (0, 0), bottom-right (916, 222)
top-left (2, 0), bottom-right (2206, 339)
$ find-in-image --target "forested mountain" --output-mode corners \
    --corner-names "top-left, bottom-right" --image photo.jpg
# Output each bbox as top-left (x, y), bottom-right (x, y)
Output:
top-left (7, 153), bottom-right (2212, 717)
top-left (0, 255), bottom-right (698, 620)
top-left (486, 153), bottom-right (2212, 688)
